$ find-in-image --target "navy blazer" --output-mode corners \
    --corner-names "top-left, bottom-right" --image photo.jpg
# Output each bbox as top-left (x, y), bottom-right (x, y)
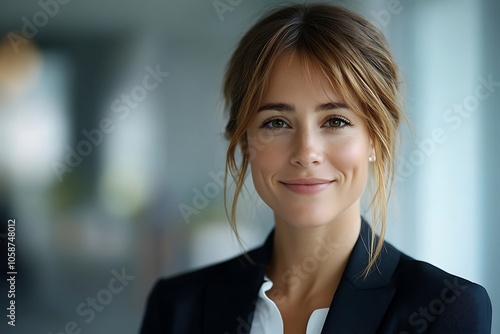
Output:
top-left (140, 220), bottom-right (492, 333)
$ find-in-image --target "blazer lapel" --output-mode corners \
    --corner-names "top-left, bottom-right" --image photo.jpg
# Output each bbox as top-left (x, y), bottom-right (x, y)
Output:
top-left (321, 219), bottom-right (400, 334)
top-left (203, 231), bottom-right (274, 334)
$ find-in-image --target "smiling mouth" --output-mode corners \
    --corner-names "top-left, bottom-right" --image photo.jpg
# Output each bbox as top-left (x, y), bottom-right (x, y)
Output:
top-left (279, 179), bottom-right (334, 194)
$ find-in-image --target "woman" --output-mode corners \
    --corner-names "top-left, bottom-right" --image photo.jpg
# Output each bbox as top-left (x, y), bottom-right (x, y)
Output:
top-left (140, 3), bottom-right (492, 333)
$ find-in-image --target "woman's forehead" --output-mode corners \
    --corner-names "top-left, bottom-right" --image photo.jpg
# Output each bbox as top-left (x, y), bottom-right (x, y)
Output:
top-left (262, 52), bottom-right (345, 104)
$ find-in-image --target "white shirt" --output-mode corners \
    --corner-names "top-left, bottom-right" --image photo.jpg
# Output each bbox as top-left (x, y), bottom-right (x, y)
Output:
top-left (250, 276), bottom-right (329, 334)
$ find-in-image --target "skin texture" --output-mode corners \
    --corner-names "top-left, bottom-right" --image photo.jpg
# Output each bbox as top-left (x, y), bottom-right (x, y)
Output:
top-left (246, 52), bottom-right (375, 333)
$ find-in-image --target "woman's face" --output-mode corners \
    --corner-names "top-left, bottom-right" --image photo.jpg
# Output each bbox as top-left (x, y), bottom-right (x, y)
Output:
top-left (246, 53), bottom-right (374, 228)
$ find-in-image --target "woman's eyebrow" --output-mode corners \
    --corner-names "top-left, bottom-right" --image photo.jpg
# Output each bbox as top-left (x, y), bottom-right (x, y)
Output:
top-left (257, 102), bottom-right (348, 112)
top-left (318, 102), bottom-right (349, 111)
top-left (257, 103), bottom-right (294, 112)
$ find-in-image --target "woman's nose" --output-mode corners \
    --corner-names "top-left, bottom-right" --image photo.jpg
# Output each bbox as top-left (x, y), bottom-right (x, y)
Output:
top-left (290, 129), bottom-right (324, 168)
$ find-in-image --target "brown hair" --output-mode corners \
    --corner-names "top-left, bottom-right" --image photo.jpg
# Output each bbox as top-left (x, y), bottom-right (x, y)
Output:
top-left (223, 3), bottom-right (402, 275)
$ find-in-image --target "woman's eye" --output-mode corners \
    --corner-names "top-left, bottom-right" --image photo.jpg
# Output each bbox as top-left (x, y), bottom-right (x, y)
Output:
top-left (261, 118), bottom-right (289, 129)
top-left (324, 117), bottom-right (351, 128)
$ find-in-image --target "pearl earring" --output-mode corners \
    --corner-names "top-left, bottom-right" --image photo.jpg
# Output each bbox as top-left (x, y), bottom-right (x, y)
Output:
top-left (368, 155), bottom-right (376, 163)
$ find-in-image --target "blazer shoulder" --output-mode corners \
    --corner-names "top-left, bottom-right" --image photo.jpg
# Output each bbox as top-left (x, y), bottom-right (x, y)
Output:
top-left (388, 252), bottom-right (492, 333)
top-left (140, 246), bottom-right (263, 333)
top-left (393, 252), bottom-right (487, 293)
top-left (155, 244), bottom-right (264, 291)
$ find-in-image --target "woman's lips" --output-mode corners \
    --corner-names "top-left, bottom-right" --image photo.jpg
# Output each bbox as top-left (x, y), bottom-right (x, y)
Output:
top-left (279, 179), bottom-right (334, 195)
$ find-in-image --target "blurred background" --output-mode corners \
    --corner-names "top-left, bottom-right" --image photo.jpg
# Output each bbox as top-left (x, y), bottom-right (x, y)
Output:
top-left (0, 0), bottom-right (498, 333)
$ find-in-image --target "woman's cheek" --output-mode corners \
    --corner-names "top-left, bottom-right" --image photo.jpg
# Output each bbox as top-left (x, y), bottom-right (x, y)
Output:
top-left (326, 139), bottom-right (368, 170)
top-left (251, 144), bottom-right (280, 173)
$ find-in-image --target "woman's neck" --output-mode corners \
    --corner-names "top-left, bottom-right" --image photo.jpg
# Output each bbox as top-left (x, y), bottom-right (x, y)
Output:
top-left (266, 207), bottom-right (361, 303)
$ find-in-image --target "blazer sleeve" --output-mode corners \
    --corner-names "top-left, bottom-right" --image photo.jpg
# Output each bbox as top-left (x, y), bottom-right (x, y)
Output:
top-left (428, 282), bottom-right (492, 334)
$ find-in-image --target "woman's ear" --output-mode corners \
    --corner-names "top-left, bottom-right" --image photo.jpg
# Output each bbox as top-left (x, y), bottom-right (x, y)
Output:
top-left (368, 138), bottom-right (376, 163)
